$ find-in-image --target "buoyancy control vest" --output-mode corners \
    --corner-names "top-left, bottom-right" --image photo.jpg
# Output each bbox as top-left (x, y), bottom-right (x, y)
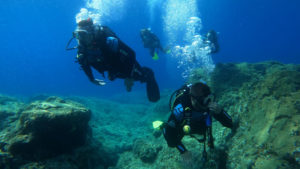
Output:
top-left (169, 84), bottom-right (214, 149)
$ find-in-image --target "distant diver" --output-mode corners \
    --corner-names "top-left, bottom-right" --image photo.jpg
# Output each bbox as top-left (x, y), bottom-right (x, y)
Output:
top-left (204, 30), bottom-right (219, 54)
top-left (66, 18), bottom-right (160, 102)
top-left (153, 82), bottom-right (234, 161)
top-left (140, 28), bottom-right (170, 60)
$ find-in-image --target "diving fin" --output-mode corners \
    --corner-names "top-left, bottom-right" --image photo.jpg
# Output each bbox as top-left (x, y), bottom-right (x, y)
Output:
top-left (163, 45), bottom-right (172, 54)
top-left (146, 76), bottom-right (160, 102)
top-left (152, 52), bottom-right (159, 60)
top-left (142, 67), bottom-right (160, 102)
top-left (166, 49), bottom-right (171, 54)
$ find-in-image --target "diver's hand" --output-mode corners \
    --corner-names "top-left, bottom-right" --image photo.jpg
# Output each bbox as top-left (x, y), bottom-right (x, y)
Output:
top-left (208, 102), bottom-right (222, 115)
top-left (93, 79), bottom-right (106, 86)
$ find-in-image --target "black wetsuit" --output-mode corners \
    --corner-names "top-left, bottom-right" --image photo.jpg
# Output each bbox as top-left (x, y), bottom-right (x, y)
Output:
top-left (77, 25), bottom-right (160, 102)
top-left (163, 86), bottom-right (233, 153)
top-left (140, 29), bottom-right (165, 58)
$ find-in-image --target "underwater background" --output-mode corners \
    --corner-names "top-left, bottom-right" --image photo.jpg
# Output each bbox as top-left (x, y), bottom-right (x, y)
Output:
top-left (1, 0), bottom-right (299, 97)
top-left (0, 0), bottom-right (300, 169)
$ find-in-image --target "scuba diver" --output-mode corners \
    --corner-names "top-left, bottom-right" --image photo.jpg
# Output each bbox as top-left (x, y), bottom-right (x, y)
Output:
top-left (204, 30), bottom-right (219, 54)
top-left (66, 18), bottom-right (160, 102)
top-left (140, 28), bottom-right (169, 60)
top-left (153, 82), bottom-right (233, 160)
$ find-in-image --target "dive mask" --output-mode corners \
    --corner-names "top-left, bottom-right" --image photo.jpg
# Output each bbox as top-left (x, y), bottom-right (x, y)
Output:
top-left (65, 29), bottom-right (92, 50)
top-left (73, 29), bottom-right (90, 40)
top-left (65, 24), bottom-right (93, 51)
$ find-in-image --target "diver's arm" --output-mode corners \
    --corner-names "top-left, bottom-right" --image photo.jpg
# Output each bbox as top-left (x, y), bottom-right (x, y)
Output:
top-left (209, 102), bottom-right (233, 128)
top-left (213, 110), bottom-right (233, 128)
top-left (77, 54), bottom-right (106, 86)
top-left (81, 63), bottom-right (106, 86)
top-left (163, 108), bottom-right (187, 154)
top-left (77, 54), bottom-right (95, 82)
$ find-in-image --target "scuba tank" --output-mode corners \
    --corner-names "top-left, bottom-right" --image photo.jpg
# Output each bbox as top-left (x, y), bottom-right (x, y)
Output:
top-left (169, 84), bottom-right (192, 111)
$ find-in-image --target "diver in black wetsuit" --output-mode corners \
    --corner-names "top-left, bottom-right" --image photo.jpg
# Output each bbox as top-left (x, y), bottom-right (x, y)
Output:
top-left (66, 18), bottom-right (160, 102)
top-left (204, 30), bottom-right (219, 54)
top-left (161, 82), bottom-right (233, 158)
top-left (140, 28), bottom-right (169, 60)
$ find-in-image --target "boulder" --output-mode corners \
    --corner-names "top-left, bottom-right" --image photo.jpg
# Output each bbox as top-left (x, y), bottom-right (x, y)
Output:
top-left (133, 139), bottom-right (161, 163)
top-left (7, 96), bottom-right (91, 160)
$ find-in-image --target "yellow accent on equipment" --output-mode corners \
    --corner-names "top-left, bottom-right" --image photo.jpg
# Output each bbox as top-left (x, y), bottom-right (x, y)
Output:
top-left (185, 107), bottom-right (191, 111)
top-left (183, 125), bottom-right (191, 134)
top-left (152, 52), bottom-right (159, 60)
top-left (152, 120), bottom-right (163, 130)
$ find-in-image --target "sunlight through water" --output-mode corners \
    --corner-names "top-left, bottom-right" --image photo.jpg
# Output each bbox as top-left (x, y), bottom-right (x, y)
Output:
top-left (163, 0), bottom-right (215, 79)
top-left (76, 0), bottom-right (127, 24)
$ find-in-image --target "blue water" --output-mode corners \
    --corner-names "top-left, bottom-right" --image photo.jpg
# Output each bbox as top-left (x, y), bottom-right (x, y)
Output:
top-left (0, 0), bottom-right (299, 97)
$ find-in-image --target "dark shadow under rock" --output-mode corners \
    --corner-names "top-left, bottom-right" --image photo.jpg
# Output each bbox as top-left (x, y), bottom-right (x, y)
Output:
top-left (17, 139), bottom-right (119, 169)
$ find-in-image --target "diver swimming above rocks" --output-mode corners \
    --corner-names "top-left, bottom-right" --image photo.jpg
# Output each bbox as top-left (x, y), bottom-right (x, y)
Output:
top-left (66, 18), bottom-right (160, 102)
top-left (204, 30), bottom-right (219, 54)
top-left (140, 28), bottom-right (170, 60)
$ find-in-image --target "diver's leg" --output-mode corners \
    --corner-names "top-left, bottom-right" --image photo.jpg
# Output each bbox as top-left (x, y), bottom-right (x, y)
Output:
top-left (162, 124), bottom-right (186, 153)
top-left (132, 65), bottom-right (160, 102)
top-left (115, 39), bottom-right (136, 75)
top-left (124, 78), bottom-right (134, 92)
top-left (115, 40), bottom-right (160, 101)
top-left (150, 48), bottom-right (155, 58)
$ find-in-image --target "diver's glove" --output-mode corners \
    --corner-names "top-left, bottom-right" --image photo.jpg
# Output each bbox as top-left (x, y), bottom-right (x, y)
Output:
top-left (208, 102), bottom-right (222, 115)
top-left (93, 79), bottom-right (106, 86)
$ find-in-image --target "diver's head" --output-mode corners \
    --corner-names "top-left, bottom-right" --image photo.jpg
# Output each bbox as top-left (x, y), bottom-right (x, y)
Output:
top-left (206, 30), bottom-right (217, 41)
top-left (74, 18), bottom-right (94, 46)
top-left (78, 18), bottom-right (93, 27)
top-left (190, 82), bottom-right (212, 111)
top-left (140, 28), bottom-right (151, 36)
top-left (140, 28), bottom-right (146, 36)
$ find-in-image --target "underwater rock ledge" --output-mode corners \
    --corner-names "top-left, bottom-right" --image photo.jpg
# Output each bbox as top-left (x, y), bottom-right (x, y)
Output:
top-left (0, 61), bottom-right (299, 169)
top-left (208, 61), bottom-right (300, 169)
top-left (7, 96), bottom-right (92, 160)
